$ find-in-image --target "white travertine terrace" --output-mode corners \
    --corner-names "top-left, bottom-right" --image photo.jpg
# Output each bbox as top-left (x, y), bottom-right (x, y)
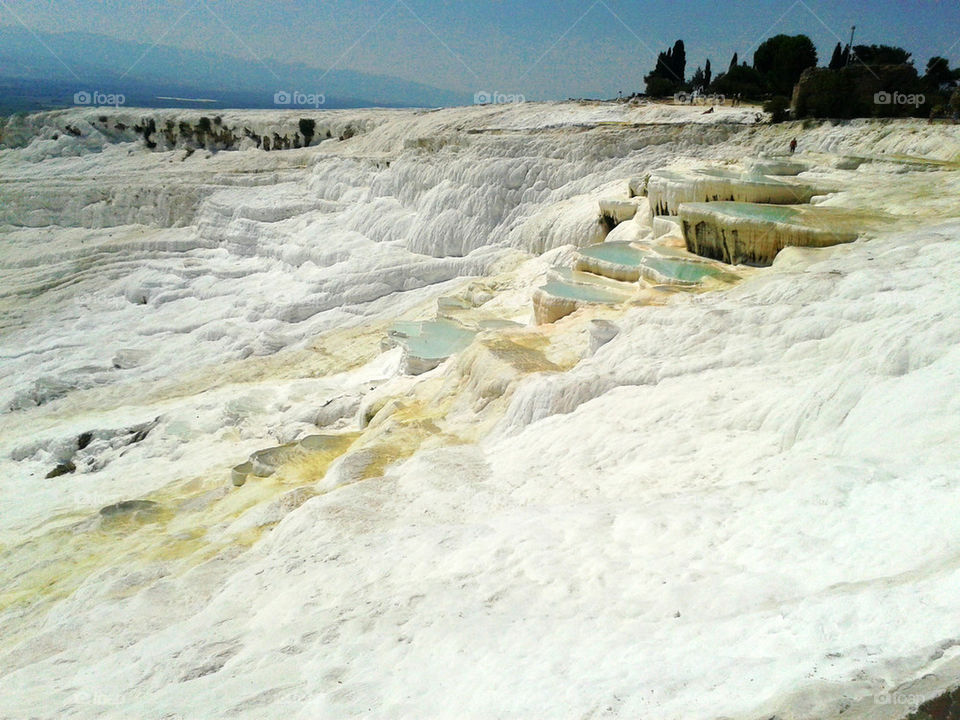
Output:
top-left (680, 201), bottom-right (869, 265)
top-left (598, 197), bottom-right (642, 225)
top-left (747, 158), bottom-right (808, 176)
top-left (1, 101), bottom-right (960, 720)
top-left (647, 167), bottom-right (818, 217)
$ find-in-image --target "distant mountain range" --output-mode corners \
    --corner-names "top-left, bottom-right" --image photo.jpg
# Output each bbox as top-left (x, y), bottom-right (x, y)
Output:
top-left (0, 27), bottom-right (472, 114)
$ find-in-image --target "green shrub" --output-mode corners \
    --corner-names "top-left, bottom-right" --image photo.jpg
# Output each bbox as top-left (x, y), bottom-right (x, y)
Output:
top-left (754, 34), bottom-right (817, 96)
top-left (763, 96), bottom-right (791, 122)
top-left (644, 40), bottom-right (686, 96)
top-left (712, 64), bottom-right (765, 99)
top-left (644, 76), bottom-right (677, 97)
top-left (904, 684), bottom-right (960, 719)
top-left (793, 64), bottom-right (928, 119)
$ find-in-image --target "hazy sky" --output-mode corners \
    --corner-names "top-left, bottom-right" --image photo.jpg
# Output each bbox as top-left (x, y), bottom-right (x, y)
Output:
top-left (2, 0), bottom-right (958, 99)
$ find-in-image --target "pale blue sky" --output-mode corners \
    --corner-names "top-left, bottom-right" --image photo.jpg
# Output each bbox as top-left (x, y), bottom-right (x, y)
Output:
top-left (2, 0), bottom-right (958, 99)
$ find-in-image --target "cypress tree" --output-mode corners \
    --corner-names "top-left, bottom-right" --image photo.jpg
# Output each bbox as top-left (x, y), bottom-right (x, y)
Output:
top-left (671, 40), bottom-right (686, 84)
top-left (828, 42), bottom-right (844, 70)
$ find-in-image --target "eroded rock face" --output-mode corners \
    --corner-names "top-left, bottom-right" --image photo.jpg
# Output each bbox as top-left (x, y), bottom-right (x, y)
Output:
top-left (0, 110), bottom-right (376, 154)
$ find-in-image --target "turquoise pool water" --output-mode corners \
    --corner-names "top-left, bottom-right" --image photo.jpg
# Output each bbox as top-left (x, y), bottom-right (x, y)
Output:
top-left (699, 169), bottom-right (793, 188)
top-left (389, 319), bottom-right (477, 360)
top-left (641, 256), bottom-right (732, 284)
top-left (478, 319), bottom-right (523, 330)
top-left (539, 280), bottom-right (627, 304)
top-left (694, 167), bottom-right (743, 179)
top-left (649, 170), bottom-right (687, 181)
top-left (578, 242), bottom-right (650, 267)
top-left (686, 201), bottom-right (802, 223)
top-left (749, 159), bottom-right (806, 176)
top-left (552, 267), bottom-right (636, 292)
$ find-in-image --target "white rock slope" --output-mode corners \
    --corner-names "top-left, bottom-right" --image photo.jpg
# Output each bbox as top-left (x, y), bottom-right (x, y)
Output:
top-left (0, 102), bottom-right (959, 720)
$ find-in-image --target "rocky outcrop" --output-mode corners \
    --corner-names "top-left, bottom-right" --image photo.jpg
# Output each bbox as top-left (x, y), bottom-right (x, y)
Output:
top-left (0, 109), bottom-right (376, 154)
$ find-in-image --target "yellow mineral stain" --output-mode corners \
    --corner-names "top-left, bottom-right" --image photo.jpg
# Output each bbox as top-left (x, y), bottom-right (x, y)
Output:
top-left (271, 432), bottom-right (361, 485)
top-left (0, 433), bottom-right (362, 651)
top-left (0, 256), bottom-right (712, 653)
